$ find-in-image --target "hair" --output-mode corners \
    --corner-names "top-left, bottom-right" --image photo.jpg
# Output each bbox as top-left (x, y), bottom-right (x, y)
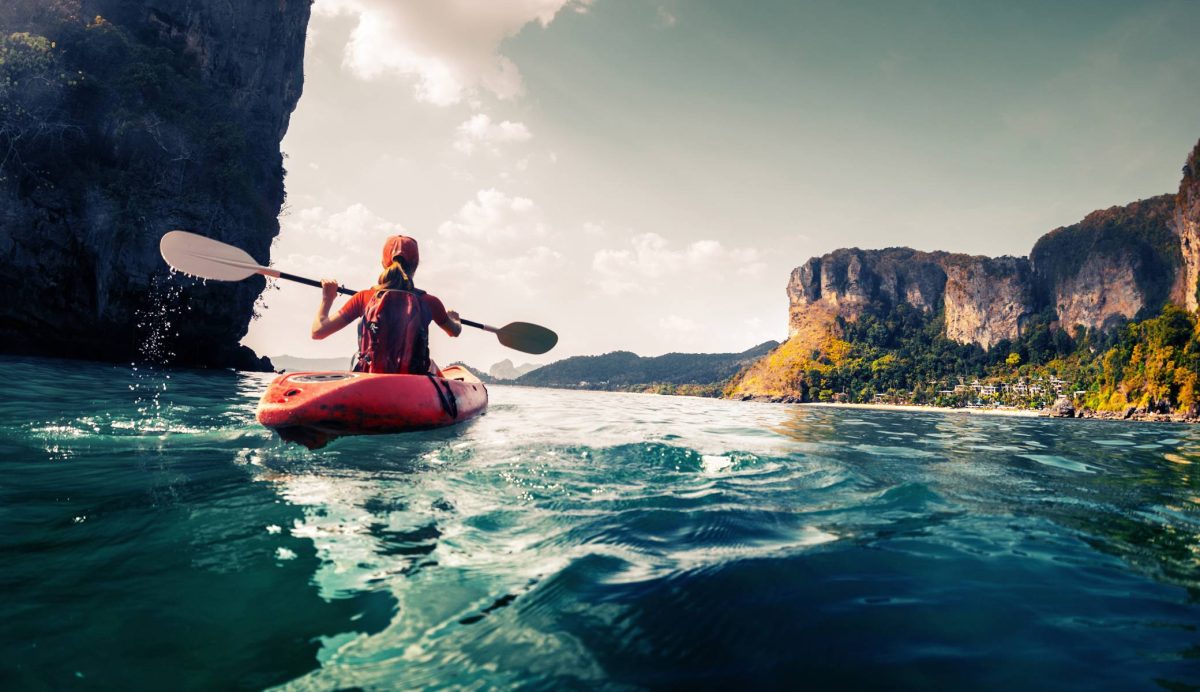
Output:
top-left (377, 258), bottom-right (414, 290)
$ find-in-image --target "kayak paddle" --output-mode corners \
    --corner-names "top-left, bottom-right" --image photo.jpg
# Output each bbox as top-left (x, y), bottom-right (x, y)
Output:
top-left (159, 230), bottom-right (559, 355)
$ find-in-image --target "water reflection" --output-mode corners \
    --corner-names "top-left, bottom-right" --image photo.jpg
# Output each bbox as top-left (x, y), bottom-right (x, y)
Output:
top-left (772, 405), bottom-right (1200, 596)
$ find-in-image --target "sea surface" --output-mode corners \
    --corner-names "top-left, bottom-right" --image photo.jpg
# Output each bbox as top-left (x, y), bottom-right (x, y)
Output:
top-left (1, 355), bottom-right (1199, 690)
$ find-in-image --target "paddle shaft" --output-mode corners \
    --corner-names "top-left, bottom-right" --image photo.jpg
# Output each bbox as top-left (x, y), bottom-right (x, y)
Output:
top-left (276, 270), bottom-right (356, 297)
top-left (459, 318), bottom-right (497, 333)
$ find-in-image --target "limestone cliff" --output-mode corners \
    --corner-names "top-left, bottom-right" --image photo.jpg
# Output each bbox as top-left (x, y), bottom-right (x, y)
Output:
top-left (785, 248), bottom-right (1035, 348)
top-left (1030, 195), bottom-right (1179, 332)
top-left (1175, 141), bottom-right (1200, 311)
top-left (732, 137), bottom-right (1200, 400)
top-left (0, 0), bottom-right (310, 369)
top-left (941, 256), bottom-right (1036, 350)
top-left (787, 248), bottom-right (947, 334)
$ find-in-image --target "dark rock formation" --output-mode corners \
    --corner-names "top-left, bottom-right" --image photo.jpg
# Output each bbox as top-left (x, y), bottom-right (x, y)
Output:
top-left (1047, 397), bottom-right (1076, 418)
top-left (0, 0), bottom-right (310, 369)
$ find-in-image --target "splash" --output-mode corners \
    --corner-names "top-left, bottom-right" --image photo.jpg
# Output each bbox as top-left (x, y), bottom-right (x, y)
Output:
top-left (127, 273), bottom-right (185, 431)
top-left (136, 272), bottom-right (184, 365)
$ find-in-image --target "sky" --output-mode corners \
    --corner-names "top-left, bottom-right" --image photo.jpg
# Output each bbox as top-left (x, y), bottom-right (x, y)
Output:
top-left (241, 0), bottom-right (1200, 371)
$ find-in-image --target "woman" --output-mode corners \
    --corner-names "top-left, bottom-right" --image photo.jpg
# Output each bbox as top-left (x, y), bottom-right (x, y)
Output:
top-left (311, 235), bottom-right (462, 374)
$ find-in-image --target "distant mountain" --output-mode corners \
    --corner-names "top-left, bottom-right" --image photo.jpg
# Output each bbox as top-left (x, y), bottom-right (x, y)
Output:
top-left (447, 362), bottom-right (497, 384)
top-left (489, 359), bottom-right (542, 380)
top-left (271, 355), bottom-right (353, 372)
top-left (512, 341), bottom-right (779, 394)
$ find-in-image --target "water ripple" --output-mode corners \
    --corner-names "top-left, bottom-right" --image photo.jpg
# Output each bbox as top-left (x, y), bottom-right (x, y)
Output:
top-left (1, 357), bottom-right (1199, 689)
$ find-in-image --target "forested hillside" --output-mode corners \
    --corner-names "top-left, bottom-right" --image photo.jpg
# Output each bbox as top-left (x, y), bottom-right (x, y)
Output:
top-left (514, 341), bottom-right (779, 396)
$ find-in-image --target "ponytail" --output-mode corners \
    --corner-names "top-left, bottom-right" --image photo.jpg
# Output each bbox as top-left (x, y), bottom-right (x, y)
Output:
top-left (377, 258), bottom-right (413, 290)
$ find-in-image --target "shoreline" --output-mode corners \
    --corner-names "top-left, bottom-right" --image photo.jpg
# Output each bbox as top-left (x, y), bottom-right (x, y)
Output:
top-left (791, 400), bottom-right (1196, 424)
top-left (798, 401), bottom-right (1045, 418)
top-left (501, 383), bottom-right (1199, 424)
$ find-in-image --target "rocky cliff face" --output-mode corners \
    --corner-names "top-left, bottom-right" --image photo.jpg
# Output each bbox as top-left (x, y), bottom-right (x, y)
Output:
top-left (1175, 141), bottom-right (1200, 311)
top-left (1030, 195), bottom-right (1179, 332)
top-left (735, 137), bottom-right (1200, 400)
top-left (787, 248), bottom-right (947, 335)
top-left (0, 0), bottom-right (310, 369)
top-left (784, 194), bottom-right (1183, 352)
top-left (942, 256), bottom-right (1036, 350)
top-left (786, 248), bottom-right (1035, 348)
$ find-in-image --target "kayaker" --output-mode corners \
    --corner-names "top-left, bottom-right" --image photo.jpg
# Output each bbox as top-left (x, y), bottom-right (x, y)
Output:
top-left (311, 235), bottom-right (462, 374)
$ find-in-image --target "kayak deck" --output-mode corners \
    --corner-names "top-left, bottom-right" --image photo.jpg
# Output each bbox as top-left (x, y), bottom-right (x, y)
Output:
top-left (256, 364), bottom-right (487, 449)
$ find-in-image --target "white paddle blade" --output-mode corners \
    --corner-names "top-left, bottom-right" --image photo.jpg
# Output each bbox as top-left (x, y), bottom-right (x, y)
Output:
top-left (159, 230), bottom-right (266, 282)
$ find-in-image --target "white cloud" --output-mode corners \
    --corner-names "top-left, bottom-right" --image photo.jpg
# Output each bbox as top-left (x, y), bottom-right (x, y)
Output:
top-left (658, 314), bottom-right (697, 332)
top-left (582, 221), bottom-right (607, 237)
top-left (425, 189), bottom-right (565, 296)
top-left (591, 232), bottom-right (765, 295)
top-left (280, 197), bottom-right (559, 293)
top-left (314, 0), bottom-right (592, 105)
top-left (282, 203), bottom-right (403, 245)
top-left (437, 188), bottom-right (549, 244)
top-left (453, 114), bottom-right (533, 155)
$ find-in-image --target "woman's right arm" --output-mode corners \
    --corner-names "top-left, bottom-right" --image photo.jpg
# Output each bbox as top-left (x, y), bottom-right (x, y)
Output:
top-left (440, 309), bottom-right (463, 337)
top-left (312, 280), bottom-right (353, 339)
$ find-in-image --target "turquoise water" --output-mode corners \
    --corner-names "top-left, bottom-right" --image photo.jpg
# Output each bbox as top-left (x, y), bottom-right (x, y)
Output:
top-left (1, 355), bottom-right (1199, 690)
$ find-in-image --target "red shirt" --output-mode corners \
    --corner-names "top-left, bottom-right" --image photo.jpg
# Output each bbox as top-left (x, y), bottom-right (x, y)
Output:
top-left (337, 289), bottom-right (450, 327)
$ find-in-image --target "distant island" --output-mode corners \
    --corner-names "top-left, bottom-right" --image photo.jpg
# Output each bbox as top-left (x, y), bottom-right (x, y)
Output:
top-left (727, 138), bottom-right (1200, 422)
top-left (508, 341), bottom-right (778, 397)
top-left (488, 359), bottom-right (542, 381)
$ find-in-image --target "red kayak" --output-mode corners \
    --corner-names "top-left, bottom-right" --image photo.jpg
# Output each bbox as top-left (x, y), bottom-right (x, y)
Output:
top-left (256, 365), bottom-right (488, 449)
